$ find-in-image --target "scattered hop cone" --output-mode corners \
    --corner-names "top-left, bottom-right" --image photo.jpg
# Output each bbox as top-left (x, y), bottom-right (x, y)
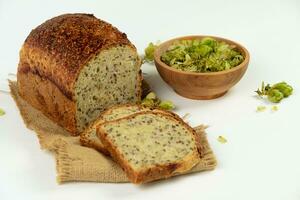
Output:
top-left (271, 82), bottom-right (293, 97)
top-left (267, 89), bottom-right (284, 103)
top-left (145, 92), bottom-right (157, 100)
top-left (141, 98), bottom-right (155, 108)
top-left (141, 91), bottom-right (175, 110)
top-left (159, 100), bottom-right (175, 110)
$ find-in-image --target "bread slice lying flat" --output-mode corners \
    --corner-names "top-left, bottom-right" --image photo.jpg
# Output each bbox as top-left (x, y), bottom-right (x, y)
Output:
top-left (80, 104), bottom-right (180, 155)
top-left (97, 111), bottom-right (200, 184)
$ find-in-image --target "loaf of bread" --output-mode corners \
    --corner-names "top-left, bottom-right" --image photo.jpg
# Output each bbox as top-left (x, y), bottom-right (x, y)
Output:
top-left (17, 14), bottom-right (142, 135)
top-left (97, 111), bottom-right (201, 184)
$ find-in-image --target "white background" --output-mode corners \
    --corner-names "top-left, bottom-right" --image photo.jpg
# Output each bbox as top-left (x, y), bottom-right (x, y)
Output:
top-left (0, 0), bottom-right (300, 199)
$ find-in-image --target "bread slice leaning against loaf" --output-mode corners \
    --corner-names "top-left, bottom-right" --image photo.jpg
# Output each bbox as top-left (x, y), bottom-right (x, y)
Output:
top-left (80, 104), bottom-right (181, 155)
top-left (97, 111), bottom-right (201, 184)
top-left (17, 13), bottom-right (142, 135)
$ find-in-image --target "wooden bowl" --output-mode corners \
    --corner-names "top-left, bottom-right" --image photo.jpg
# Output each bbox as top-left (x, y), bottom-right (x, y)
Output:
top-left (154, 35), bottom-right (250, 100)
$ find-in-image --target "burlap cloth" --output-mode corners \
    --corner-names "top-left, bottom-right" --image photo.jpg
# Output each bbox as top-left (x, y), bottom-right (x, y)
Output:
top-left (9, 81), bottom-right (217, 183)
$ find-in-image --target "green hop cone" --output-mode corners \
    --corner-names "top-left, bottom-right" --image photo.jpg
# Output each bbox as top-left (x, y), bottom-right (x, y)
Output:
top-left (196, 45), bottom-right (212, 57)
top-left (144, 42), bottom-right (158, 62)
top-left (141, 98), bottom-right (155, 108)
top-left (271, 82), bottom-right (293, 97)
top-left (200, 37), bottom-right (217, 48)
top-left (158, 100), bottom-right (175, 110)
top-left (267, 89), bottom-right (284, 103)
top-left (145, 92), bottom-right (157, 100)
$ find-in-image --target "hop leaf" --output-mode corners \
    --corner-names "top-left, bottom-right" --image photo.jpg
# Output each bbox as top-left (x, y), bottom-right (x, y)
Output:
top-left (256, 106), bottom-right (266, 112)
top-left (0, 108), bottom-right (5, 116)
top-left (217, 136), bottom-right (227, 144)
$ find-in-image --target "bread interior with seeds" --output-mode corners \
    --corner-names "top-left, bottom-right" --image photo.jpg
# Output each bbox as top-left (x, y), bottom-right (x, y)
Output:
top-left (97, 111), bottom-right (200, 184)
top-left (80, 104), bottom-right (181, 154)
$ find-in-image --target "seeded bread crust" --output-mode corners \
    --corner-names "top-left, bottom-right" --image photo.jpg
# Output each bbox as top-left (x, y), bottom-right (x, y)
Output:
top-left (79, 117), bottom-right (108, 154)
top-left (97, 111), bottom-right (200, 184)
top-left (17, 14), bottom-right (142, 135)
top-left (18, 13), bottom-right (135, 99)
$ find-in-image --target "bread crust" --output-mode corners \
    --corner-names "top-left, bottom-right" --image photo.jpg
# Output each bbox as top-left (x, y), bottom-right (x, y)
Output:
top-left (17, 69), bottom-right (77, 135)
top-left (17, 14), bottom-right (142, 135)
top-left (97, 111), bottom-right (200, 184)
top-left (141, 79), bottom-right (152, 99)
top-left (80, 125), bottom-right (110, 155)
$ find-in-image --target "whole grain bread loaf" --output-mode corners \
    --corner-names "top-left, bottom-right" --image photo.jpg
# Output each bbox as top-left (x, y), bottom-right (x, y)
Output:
top-left (17, 14), bottom-right (142, 135)
top-left (97, 111), bottom-right (201, 184)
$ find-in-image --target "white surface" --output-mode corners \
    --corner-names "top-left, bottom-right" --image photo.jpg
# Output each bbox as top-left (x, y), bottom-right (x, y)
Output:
top-left (0, 0), bottom-right (300, 199)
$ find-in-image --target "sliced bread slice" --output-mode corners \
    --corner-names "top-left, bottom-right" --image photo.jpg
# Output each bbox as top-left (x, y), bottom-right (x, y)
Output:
top-left (80, 104), bottom-right (150, 154)
top-left (80, 104), bottom-right (181, 155)
top-left (97, 111), bottom-right (200, 184)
